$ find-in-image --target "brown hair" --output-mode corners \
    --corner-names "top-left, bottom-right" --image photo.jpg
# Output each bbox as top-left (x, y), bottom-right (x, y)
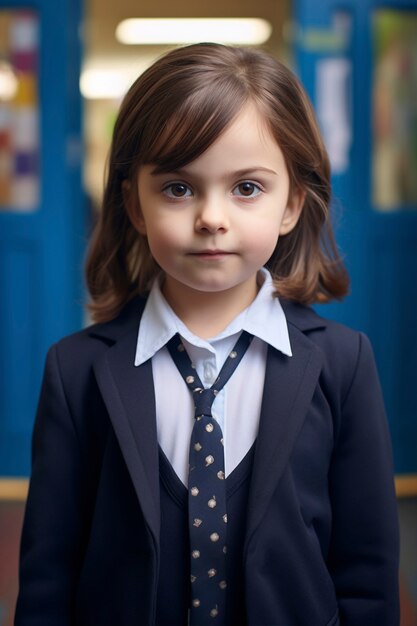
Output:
top-left (86, 43), bottom-right (349, 322)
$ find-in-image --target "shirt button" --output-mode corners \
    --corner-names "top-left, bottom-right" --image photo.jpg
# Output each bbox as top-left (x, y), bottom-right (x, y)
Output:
top-left (204, 363), bottom-right (216, 383)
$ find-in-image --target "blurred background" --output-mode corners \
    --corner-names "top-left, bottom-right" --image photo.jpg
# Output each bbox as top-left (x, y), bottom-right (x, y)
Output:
top-left (0, 0), bottom-right (416, 624)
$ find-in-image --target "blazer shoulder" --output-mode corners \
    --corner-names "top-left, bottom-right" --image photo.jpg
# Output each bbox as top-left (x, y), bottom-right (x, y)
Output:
top-left (49, 295), bottom-right (147, 374)
top-left (281, 298), bottom-right (361, 346)
top-left (282, 299), bottom-right (373, 399)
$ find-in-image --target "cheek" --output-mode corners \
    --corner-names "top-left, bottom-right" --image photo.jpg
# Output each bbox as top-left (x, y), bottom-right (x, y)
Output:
top-left (144, 219), bottom-right (184, 255)
top-left (257, 231), bottom-right (280, 261)
top-left (241, 214), bottom-right (281, 253)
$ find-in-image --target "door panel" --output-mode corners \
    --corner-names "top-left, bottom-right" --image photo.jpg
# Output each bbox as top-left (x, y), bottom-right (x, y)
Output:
top-left (0, 0), bottom-right (84, 477)
top-left (294, 0), bottom-right (417, 475)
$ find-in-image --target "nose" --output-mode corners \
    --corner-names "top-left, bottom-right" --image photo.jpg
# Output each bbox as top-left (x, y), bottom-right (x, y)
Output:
top-left (194, 195), bottom-right (229, 234)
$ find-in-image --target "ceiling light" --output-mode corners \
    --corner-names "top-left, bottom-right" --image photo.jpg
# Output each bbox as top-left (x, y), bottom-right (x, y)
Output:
top-left (80, 68), bottom-right (131, 99)
top-left (80, 57), bottom-right (157, 99)
top-left (116, 18), bottom-right (272, 45)
top-left (0, 62), bottom-right (18, 101)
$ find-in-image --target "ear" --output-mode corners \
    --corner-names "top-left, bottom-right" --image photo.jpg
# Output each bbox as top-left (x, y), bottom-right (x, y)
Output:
top-left (279, 187), bottom-right (306, 235)
top-left (122, 180), bottom-right (147, 235)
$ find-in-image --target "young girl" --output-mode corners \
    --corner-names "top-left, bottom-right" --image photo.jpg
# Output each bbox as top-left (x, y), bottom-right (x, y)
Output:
top-left (16, 43), bottom-right (399, 626)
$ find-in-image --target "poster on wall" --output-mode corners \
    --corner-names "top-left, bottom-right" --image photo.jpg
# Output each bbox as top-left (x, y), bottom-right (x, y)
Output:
top-left (373, 10), bottom-right (417, 211)
top-left (0, 10), bottom-right (39, 212)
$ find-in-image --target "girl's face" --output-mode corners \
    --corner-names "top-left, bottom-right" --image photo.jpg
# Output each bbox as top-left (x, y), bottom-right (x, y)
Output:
top-left (131, 103), bottom-right (304, 312)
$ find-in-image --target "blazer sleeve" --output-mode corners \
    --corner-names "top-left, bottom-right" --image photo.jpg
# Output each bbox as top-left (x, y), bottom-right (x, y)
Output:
top-left (15, 344), bottom-right (89, 625)
top-left (327, 332), bottom-right (400, 626)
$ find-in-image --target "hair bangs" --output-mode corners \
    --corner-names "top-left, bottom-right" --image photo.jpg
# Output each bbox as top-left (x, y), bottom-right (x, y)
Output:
top-left (142, 79), bottom-right (248, 173)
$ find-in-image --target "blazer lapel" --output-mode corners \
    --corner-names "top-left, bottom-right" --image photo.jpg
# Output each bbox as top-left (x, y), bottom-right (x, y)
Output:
top-left (244, 322), bottom-right (323, 552)
top-left (92, 298), bottom-right (161, 546)
top-left (88, 296), bottom-right (326, 556)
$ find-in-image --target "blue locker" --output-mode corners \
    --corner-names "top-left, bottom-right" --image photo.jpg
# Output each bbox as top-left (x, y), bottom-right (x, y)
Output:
top-left (294, 0), bottom-right (417, 475)
top-left (0, 0), bottom-right (84, 476)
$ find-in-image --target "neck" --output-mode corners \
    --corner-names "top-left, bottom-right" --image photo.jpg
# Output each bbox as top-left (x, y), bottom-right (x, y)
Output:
top-left (162, 277), bottom-right (259, 339)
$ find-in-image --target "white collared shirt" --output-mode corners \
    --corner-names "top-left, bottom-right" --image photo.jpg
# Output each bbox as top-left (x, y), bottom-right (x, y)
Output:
top-left (134, 268), bottom-right (292, 485)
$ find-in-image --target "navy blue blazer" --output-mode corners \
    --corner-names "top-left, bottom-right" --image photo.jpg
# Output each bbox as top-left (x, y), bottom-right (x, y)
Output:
top-left (15, 297), bottom-right (400, 626)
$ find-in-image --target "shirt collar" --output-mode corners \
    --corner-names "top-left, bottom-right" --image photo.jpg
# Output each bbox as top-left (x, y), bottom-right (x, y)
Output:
top-left (134, 268), bottom-right (292, 366)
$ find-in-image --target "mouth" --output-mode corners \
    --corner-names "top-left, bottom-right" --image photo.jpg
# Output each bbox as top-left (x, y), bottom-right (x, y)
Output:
top-left (189, 250), bottom-right (233, 259)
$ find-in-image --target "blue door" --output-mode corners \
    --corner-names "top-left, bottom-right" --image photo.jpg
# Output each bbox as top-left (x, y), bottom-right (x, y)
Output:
top-left (0, 0), bottom-right (84, 477)
top-left (294, 0), bottom-right (417, 476)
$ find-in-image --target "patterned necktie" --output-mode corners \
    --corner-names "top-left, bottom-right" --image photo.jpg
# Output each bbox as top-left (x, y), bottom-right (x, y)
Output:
top-left (166, 331), bottom-right (253, 625)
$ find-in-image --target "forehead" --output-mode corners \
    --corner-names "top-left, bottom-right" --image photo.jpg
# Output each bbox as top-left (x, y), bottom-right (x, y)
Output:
top-left (219, 103), bottom-right (278, 149)
top-left (145, 98), bottom-right (284, 175)
top-left (170, 103), bottom-right (286, 175)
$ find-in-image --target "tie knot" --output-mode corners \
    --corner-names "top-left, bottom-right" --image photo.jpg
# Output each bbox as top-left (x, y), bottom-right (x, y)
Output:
top-left (193, 387), bottom-right (217, 419)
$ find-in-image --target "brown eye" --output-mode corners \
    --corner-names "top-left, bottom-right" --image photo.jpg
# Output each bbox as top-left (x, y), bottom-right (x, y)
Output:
top-left (172, 183), bottom-right (187, 197)
top-left (164, 183), bottom-right (191, 198)
top-left (234, 182), bottom-right (262, 198)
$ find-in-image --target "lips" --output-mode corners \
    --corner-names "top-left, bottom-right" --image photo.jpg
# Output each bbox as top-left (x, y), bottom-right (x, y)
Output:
top-left (190, 250), bottom-right (232, 263)
top-left (191, 250), bottom-right (230, 255)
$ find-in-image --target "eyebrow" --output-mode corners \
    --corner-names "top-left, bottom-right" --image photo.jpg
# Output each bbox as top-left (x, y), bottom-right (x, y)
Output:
top-left (149, 166), bottom-right (278, 178)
